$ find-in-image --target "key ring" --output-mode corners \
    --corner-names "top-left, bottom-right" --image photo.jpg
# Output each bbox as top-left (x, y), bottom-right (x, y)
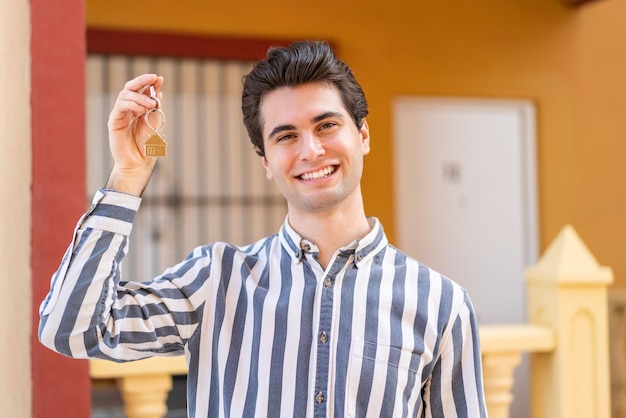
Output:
top-left (144, 107), bottom-right (166, 132)
top-left (144, 84), bottom-right (165, 131)
top-left (143, 83), bottom-right (168, 157)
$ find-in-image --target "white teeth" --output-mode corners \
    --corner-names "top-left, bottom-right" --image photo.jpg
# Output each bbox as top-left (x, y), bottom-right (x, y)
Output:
top-left (300, 166), bottom-right (335, 180)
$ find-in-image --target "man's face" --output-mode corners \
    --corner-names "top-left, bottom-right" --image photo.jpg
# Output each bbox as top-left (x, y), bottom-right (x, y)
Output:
top-left (260, 82), bottom-right (370, 215)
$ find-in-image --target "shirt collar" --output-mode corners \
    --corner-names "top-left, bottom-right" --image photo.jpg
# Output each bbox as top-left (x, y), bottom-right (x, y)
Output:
top-left (279, 216), bottom-right (388, 267)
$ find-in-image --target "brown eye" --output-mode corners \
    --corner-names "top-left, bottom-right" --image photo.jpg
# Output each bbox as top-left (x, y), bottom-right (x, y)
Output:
top-left (277, 134), bottom-right (295, 142)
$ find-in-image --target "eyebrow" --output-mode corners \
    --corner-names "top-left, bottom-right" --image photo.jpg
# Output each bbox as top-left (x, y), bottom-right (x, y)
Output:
top-left (312, 111), bottom-right (345, 124)
top-left (267, 111), bottom-right (346, 140)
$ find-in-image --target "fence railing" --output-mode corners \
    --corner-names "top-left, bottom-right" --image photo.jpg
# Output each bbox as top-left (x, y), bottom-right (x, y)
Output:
top-left (90, 224), bottom-right (614, 418)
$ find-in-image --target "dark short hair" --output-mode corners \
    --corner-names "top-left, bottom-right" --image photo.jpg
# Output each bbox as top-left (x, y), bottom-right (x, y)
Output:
top-left (241, 40), bottom-right (369, 157)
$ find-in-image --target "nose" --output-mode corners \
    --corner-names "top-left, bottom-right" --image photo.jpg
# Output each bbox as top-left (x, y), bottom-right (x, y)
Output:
top-left (298, 132), bottom-right (325, 161)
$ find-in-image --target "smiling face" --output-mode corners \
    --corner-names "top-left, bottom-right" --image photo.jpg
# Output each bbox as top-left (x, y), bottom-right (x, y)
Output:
top-left (261, 82), bottom-right (370, 216)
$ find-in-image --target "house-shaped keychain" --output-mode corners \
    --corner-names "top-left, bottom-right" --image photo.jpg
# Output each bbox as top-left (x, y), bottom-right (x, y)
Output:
top-left (145, 133), bottom-right (168, 157)
top-left (143, 93), bottom-right (168, 157)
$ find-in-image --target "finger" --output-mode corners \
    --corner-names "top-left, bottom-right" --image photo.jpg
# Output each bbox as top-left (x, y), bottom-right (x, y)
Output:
top-left (116, 89), bottom-right (158, 114)
top-left (108, 75), bottom-right (165, 133)
top-left (121, 74), bottom-right (163, 109)
top-left (123, 74), bottom-right (159, 94)
top-left (108, 103), bottom-right (151, 136)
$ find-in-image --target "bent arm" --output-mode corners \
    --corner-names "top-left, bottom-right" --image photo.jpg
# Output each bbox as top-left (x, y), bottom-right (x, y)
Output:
top-left (38, 190), bottom-right (206, 361)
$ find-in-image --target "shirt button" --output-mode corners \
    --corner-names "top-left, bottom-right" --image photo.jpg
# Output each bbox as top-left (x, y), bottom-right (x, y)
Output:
top-left (324, 278), bottom-right (332, 288)
top-left (315, 391), bottom-right (325, 404)
top-left (302, 243), bottom-right (311, 251)
top-left (319, 331), bottom-right (328, 344)
top-left (356, 254), bottom-right (363, 262)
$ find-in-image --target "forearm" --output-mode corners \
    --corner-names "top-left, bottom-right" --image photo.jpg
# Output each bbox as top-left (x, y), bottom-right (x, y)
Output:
top-left (38, 189), bottom-right (205, 361)
top-left (38, 190), bottom-right (141, 359)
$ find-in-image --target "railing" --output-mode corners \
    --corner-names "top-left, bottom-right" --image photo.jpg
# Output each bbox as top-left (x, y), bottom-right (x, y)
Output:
top-left (90, 224), bottom-right (614, 418)
top-left (480, 324), bottom-right (555, 417)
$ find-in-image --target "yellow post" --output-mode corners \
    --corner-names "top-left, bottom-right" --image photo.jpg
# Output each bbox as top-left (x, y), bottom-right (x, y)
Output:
top-left (480, 324), bottom-right (555, 418)
top-left (525, 225), bottom-right (613, 418)
top-left (481, 352), bottom-right (521, 418)
top-left (90, 356), bottom-right (187, 418)
top-left (117, 375), bottom-right (172, 418)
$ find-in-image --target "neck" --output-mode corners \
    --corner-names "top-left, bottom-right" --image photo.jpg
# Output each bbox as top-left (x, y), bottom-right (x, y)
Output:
top-left (287, 199), bottom-right (371, 269)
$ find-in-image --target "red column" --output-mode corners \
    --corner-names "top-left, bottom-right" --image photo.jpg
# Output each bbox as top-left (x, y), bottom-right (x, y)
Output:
top-left (30, 0), bottom-right (90, 416)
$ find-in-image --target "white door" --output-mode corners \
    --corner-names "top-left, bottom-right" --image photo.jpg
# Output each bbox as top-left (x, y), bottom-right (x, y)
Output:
top-left (393, 97), bottom-right (538, 418)
top-left (393, 97), bottom-right (538, 323)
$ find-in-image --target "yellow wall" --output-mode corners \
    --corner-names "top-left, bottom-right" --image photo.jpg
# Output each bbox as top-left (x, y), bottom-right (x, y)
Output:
top-left (87, 0), bottom-right (626, 286)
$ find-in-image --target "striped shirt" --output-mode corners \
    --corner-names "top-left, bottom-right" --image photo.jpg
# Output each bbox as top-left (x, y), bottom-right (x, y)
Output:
top-left (39, 189), bottom-right (487, 417)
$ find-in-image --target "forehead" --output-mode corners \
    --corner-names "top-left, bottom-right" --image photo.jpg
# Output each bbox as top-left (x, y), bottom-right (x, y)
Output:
top-left (261, 83), bottom-right (347, 130)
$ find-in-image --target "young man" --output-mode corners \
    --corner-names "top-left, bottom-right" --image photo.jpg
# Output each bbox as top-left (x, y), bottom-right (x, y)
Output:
top-left (39, 41), bottom-right (487, 417)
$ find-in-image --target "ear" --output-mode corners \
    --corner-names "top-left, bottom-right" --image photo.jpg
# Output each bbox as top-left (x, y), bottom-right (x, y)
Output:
top-left (359, 118), bottom-right (371, 155)
top-left (261, 156), bottom-right (273, 180)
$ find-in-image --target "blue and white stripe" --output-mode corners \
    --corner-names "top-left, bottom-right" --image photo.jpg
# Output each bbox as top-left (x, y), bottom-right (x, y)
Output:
top-left (39, 189), bottom-right (487, 417)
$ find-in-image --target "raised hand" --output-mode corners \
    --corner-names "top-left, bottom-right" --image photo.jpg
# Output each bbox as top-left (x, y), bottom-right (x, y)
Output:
top-left (105, 74), bottom-right (165, 196)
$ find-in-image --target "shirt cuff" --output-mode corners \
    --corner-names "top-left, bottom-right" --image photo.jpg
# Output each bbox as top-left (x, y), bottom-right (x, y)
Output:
top-left (79, 189), bottom-right (142, 235)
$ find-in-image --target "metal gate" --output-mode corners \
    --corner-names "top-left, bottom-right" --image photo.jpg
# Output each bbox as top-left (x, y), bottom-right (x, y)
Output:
top-left (86, 54), bottom-right (286, 281)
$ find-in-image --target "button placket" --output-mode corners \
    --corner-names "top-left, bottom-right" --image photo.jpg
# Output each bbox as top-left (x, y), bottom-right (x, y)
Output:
top-left (313, 253), bottom-right (351, 416)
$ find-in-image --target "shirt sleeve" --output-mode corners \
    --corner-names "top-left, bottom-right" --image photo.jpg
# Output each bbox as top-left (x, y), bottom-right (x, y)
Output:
top-left (424, 290), bottom-right (488, 417)
top-left (38, 189), bottom-right (208, 362)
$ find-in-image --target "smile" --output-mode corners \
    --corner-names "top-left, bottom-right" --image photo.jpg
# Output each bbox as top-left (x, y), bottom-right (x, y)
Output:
top-left (298, 165), bottom-right (337, 180)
